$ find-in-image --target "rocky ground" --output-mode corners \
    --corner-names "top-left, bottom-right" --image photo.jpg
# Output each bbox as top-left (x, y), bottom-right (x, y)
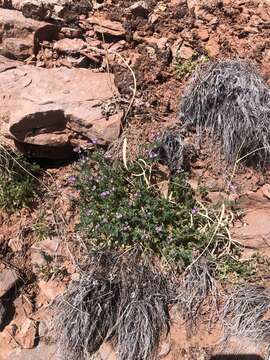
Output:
top-left (0, 0), bottom-right (270, 359)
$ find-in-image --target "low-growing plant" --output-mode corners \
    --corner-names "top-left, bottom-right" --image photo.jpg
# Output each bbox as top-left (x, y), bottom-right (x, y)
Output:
top-left (217, 256), bottom-right (256, 280)
top-left (74, 150), bottom-right (240, 270)
top-left (173, 55), bottom-right (208, 80)
top-left (34, 250), bottom-right (67, 280)
top-left (33, 221), bottom-right (51, 240)
top-left (75, 151), bottom-right (203, 267)
top-left (0, 146), bottom-right (41, 211)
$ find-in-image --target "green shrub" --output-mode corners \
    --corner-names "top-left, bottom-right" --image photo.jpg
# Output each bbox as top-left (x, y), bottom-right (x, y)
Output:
top-left (0, 147), bottom-right (41, 211)
top-left (75, 151), bottom-right (214, 267)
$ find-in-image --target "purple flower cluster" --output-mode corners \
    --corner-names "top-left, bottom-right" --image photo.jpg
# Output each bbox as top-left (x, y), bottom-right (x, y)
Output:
top-left (67, 175), bottom-right (76, 185)
top-left (104, 153), bottom-right (112, 160)
top-left (229, 183), bottom-right (237, 193)
top-left (148, 150), bottom-right (159, 159)
top-left (100, 187), bottom-right (116, 198)
top-left (91, 138), bottom-right (97, 145)
top-left (123, 225), bottom-right (131, 231)
top-left (153, 132), bottom-right (161, 141)
top-left (191, 206), bottom-right (199, 215)
top-left (101, 191), bottom-right (110, 198)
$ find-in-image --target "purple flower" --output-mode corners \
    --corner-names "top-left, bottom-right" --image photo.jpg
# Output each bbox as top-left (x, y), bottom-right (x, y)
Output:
top-left (67, 175), bottom-right (76, 185)
top-left (153, 132), bottom-right (161, 141)
top-left (229, 184), bottom-right (237, 193)
top-left (101, 190), bottom-right (110, 198)
top-left (104, 153), bottom-right (112, 160)
top-left (90, 138), bottom-right (97, 145)
top-left (74, 146), bottom-right (82, 154)
top-left (85, 209), bottom-right (92, 215)
top-left (191, 206), bottom-right (199, 215)
top-left (95, 224), bottom-right (100, 229)
top-left (148, 150), bottom-right (158, 159)
top-left (155, 225), bottom-right (163, 233)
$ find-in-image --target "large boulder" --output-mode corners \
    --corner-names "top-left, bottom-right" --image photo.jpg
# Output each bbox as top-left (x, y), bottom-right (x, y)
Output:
top-left (0, 58), bottom-right (122, 158)
top-left (0, 8), bottom-right (59, 60)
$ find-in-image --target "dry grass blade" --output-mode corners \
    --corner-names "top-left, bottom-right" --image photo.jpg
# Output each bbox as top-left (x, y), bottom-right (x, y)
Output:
top-left (180, 59), bottom-right (270, 164)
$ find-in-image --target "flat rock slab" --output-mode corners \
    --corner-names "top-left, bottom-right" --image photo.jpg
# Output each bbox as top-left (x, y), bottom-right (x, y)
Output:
top-left (87, 16), bottom-right (126, 37)
top-left (232, 191), bottom-right (270, 257)
top-left (18, 318), bottom-right (37, 349)
top-left (0, 60), bottom-right (122, 158)
top-left (1, 344), bottom-right (59, 360)
top-left (0, 269), bottom-right (20, 297)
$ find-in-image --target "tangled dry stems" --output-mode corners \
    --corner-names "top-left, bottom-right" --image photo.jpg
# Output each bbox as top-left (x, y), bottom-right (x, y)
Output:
top-left (180, 59), bottom-right (270, 164)
top-left (53, 249), bottom-right (172, 360)
top-left (222, 285), bottom-right (270, 344)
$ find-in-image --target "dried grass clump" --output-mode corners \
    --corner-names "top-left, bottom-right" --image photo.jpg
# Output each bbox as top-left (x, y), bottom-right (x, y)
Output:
top-left (53, 249), bottom-right (172, 360)
top-left (222, 286), bottom-right (270, 344)
top-left (180, 59), bottom-right (270, 163)
top-left (177, 259), bottom-right (218, 330)
top-left (158, 129), bottom-right (185, 172)
top-left (157, 129), bottom-right (197, 172)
